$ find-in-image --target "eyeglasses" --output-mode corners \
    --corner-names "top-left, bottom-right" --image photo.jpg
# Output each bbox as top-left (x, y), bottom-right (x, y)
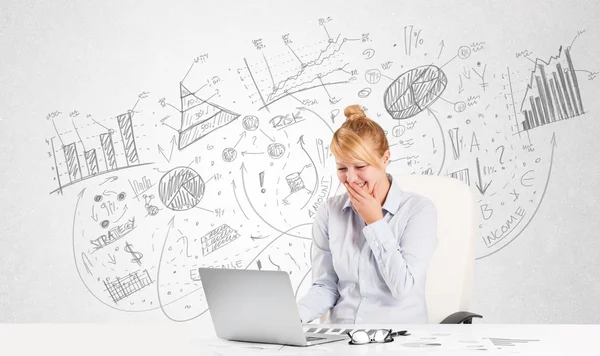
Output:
top-left (346, 329), bottom-right (408, 345)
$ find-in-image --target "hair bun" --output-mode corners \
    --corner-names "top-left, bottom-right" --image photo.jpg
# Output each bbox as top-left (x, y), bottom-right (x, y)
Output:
top-left (344, 104), bottom-right (367, 121)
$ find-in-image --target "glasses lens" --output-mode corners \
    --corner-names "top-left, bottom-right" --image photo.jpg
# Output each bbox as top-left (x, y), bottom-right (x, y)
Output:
top-left (373, 329), bottom-right (391, 342)
top-left (350, 330), bottom-right (370, 344)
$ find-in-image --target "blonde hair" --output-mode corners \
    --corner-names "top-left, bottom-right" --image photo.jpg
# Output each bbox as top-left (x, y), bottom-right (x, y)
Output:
top-left (330, 105), bottom-right (389, 168)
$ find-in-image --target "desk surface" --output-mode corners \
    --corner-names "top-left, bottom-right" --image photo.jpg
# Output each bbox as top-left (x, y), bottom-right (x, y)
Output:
top-left (1, 323), bottom-right (599, 355)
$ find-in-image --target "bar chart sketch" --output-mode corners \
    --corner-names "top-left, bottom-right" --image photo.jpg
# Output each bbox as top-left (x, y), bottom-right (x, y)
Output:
top-left (518, 46), bottom-right (585, 131)
top-left (103, 269), bottom-right (153, 304)
top-left (49, 112), bottom-right (151, 195)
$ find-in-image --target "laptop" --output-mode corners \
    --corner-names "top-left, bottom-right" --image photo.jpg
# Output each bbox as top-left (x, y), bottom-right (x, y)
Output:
top-left (198, 268), bottom-right (347, 346)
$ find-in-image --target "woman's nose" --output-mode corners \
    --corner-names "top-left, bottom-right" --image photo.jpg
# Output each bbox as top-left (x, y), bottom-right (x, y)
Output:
top-left (346, 172), bottom-right (357, 183)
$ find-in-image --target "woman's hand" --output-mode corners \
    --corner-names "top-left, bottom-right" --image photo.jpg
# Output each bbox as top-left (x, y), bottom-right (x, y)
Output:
top-left (345, 182), bottom-right (384, 225)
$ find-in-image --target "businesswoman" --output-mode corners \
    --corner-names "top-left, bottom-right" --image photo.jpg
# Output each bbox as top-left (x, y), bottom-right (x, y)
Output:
top-left (297, 105), bottom-right (438, 324)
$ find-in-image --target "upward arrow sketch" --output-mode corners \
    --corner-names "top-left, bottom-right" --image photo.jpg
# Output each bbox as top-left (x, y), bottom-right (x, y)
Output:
top-left (474, 157), bottom-right (492, 195)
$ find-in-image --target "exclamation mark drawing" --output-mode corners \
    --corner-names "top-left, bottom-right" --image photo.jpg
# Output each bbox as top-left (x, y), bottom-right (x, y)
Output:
top-left (259, 171), bottom-right (266, 193)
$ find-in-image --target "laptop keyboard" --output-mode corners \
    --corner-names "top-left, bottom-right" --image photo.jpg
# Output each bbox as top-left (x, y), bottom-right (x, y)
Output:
top-left (306, 336), bottom-right (327, 342)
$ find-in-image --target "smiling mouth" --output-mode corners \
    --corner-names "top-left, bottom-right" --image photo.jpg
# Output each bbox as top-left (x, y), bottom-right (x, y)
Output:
top-left (357, 182), bottom-right (367, 187)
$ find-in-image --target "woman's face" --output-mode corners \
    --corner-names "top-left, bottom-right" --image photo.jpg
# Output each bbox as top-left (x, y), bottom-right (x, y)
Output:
top-left (335, 150), bottom-right (389, 196)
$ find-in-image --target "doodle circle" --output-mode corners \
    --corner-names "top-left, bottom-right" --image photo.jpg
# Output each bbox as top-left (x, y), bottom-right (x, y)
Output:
top-left (392, 125), bottom-right (406, 137)
top-left (158, 167), bottom-right (205, 211)
top-left (358, 88), bottom-right (372, 98)
top-left (267, 143), bottom-right (286, 159)
top-left (384, 65), bottom-right (447, 120)
top-left (242, 115), bottom-right (259, 131)
top-left (458, 46), bottom-right (472, 59)
top-left (362, 49), bottom-right (375, 59)
top-left (365, 69), bottom-right (381, 84)
top-left (100, 221), bottom-right (109, 229)
top-left (117, 192), bottom-right (126, 201)
top-left (454, 101), bottom-right (467, 112)
top-left (94, 195), bottom-right (103, 202)
top-left (222, 148), bottom-right (237, 162)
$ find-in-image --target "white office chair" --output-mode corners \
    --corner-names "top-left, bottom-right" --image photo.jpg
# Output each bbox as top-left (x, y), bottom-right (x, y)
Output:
top-left (393, 174), bottom-right (481, 324)
top-left (320, 173), bottom-right (482, 324)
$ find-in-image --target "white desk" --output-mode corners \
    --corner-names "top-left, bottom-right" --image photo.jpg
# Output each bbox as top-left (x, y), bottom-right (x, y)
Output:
top-left (1, 323), bottom-right (598, 355)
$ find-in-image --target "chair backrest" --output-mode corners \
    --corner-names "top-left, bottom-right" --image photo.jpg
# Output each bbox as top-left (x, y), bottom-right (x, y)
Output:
top-left (392, 174), bottom-right (478, 323)
top-left (329, 173), bottom-right (478, 324)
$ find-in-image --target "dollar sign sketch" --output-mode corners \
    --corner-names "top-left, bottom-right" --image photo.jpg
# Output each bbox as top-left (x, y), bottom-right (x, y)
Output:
top-left (124, 241), bottom-right (143, 266)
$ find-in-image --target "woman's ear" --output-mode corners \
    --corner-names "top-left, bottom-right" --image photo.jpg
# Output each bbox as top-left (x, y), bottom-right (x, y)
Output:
top-left (383, 149), bottom-right (391, 166)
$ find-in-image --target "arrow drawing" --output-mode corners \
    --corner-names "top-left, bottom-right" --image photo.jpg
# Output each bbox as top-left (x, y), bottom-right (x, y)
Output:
top-left (158, 136), bottom-right (177, 163)
top-left (475, 157), bottom-right (492, 195)
top-left (298, 135), bottom-right (319, 209)
top-left (231, 179), bottom-right (250, 220)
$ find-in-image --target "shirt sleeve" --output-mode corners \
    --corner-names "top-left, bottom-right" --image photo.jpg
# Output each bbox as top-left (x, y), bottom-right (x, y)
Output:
top-left (362, 197), bottom-right (438, 299)
top-left (296, 202), bottom-right (340, 323)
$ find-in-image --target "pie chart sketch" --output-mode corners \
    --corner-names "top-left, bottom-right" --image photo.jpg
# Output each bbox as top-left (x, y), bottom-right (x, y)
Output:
top-left (384, 65), bottom-right (448, 120)
top-left (158, 167), bottom-right (205, 211)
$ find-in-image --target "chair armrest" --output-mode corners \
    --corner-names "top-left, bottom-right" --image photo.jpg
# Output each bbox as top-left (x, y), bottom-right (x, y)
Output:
top-left (440, 311), bottom-right (483, 324)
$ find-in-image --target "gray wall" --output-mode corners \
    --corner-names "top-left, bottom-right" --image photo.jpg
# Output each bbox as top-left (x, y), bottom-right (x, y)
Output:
top-left (1, 0), bottom-right (599, 323)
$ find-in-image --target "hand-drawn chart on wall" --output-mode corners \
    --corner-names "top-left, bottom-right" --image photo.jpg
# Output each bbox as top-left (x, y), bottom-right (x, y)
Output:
top-left (44, 17), bottom-right (598, 321)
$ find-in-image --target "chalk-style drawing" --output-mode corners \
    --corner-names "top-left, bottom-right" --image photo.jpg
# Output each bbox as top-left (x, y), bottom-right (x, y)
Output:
top-left (518, 47), bottom-right (585, 131)
top-left (103, 269), bottom-right (153, 304)
top-left (267, 143), bottom-right (286, 159)
top-left (222, 147), bottom-right (238, 162)
top-left (90, 218), bottom-right (135, 252)
top-left (365, 69), bottom-right (382, 84)
top-left (448, 127), bottom-right (460, 160)
top-left (358, 87), bottom-right (372, 98)
top-left (201, 224), bottom-right (240, 256)
top-left (239, 26), bottom-right (361, 110)
top-left (384, 65), bottom-right (448, 120)
top-left (269, 110), bottom-right (306, 131)
top-left (404, 25), bottom-right (425, 56)
top-left (72, 175), bottom-right (163, 312)
top-left (129, 176), bottom-right (154, 201)
top-left (143, 194), bottom-right (159, 216)
top-left (178, 82), bottom-right (240, 149)
top-left (124, 241), bottom-right (144, 266)
top-left (51, 15), bottom-right (596, 323)
top-left (458, 45), bottom-right (472, 59)
top-left (454, 101), bottom-right (467, 112)
top-left (448, 168), bottom-right (470, 186)
top-left (241, 115), bottom-right (260, 131)
top-left (158, 167), bottom-right (205, 211)
top-left (48, 110), bottom-right (152, 195)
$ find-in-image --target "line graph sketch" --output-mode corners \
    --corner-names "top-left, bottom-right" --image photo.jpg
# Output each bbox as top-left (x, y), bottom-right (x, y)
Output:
top-left (240, 32), bottom-right (362, 111)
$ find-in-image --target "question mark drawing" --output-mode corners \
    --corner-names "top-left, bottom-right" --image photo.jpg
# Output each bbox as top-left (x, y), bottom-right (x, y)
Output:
top-left (496, 145), bottom-right (505, 165)
top-left (177, 236), bottom-right (192, 258)
top-left (252, 136), bottom-right (257, 145)
top-left (363, 49), bottom-right (375, 59)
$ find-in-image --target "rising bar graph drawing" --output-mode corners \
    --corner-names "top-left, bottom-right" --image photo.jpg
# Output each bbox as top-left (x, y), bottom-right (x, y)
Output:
top-left (519, 46), bottom-right (585, 131)
top-left (50, 112), bottom-right (150, 195)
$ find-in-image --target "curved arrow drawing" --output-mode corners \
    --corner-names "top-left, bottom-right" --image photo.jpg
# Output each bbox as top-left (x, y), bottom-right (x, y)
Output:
top-left (231, 180), bottom-right (250, 220)
top-left (298, 135), bottom-right (319, 210)
top-left (427, 108), bottom-right (446, 175)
